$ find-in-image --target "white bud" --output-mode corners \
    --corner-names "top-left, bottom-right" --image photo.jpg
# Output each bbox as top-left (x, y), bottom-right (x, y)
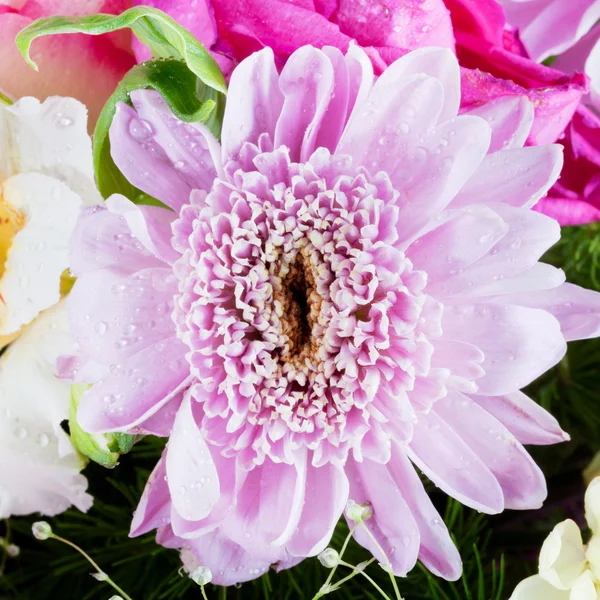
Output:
top-left (6, 544), bottom-right (20, 557)
top-left (190, 565), bottom-right (212, 586)
top-left (318, 548), bottom-right (340, 568)
top-left (32, 521), bottom-right (53, 540)
top-left (108, 596), bottom-right (124, 600)
top-left (92, 572), bottom-right (109, 581)
top-left (346, 499), bottom-right (373, 522)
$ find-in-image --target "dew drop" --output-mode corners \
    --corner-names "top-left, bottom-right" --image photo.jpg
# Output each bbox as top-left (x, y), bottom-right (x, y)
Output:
top-left (37, 433), bottom-right (50, 447)
top-left (103, 394), bottom-right (116, 405)
top-left (15, 427), bottom-right (28, 439)
top-left (56, 115), bottom-right (74, 128)
top-left (128, 118), bottom-right (154, 141)
top-left (95, 321), bottom-right (108, 335)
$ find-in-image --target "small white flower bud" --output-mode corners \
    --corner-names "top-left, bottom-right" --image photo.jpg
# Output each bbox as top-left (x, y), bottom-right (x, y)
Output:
top-left (6, 544), bottom-right (20, 557)
top-left (346, 499), bottom-right (373, 522)
top-left (108, 596), bottom-right (124, 600)
top-left (92, 572), bottom-right (109, 581)
top-left (190, 565), bottom-right (212, 586)
top-left (32, 521), bottom-right (53, 540)
top-left (318, 548), bottom-right (340, 568)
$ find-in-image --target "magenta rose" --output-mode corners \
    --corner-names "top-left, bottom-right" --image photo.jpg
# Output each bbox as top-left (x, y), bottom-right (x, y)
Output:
top-left (0, 0), bottom-right (135, 127)
top-left (497, 0), bottom-right (600, 225)
top-left (132, 0), bottom-right (586, 146)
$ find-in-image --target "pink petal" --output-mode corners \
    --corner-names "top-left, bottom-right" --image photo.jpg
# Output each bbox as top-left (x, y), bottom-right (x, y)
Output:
top-left (465, 96), bottom-right (534, 153)
top-left (407, 410), bottom-right (505, 514)
top-left (109, 102), bottom-right (195, 211)
top-left (287, 462), bottom-right (349, 557)
top-left (494, 282), bottom-right (600, 342)
top-left (67, 268), bottom-right (178, 362)
top-left (459, 63), bottom-right (586, 146)
top-left (387, 447), bottom-right (462, 580)
top-left (166, 393), bottom-right (220, 522)
top-left (535, 197), bottom-right (600, 226)
top-left (129, 89), bottom-right (220, 192)
top-left (445, 0), bottom-right (506, 46)
top-left (104, 195), bottom-right (179, 264)
top-left (136, 391), bottom-right (184, 437)
top-left (76, 337), bottom-right (191, 433)
top-left (170, 448), bottom-right (242, 538)
top-left (274, 46), bottom-right (335, 163)
top-left (69, 205), bottom-right (164, 278)
top-left (221, 47), bottom-right (283, 164)
top-left (407, 206), bottom-right (509, 282)
top-left (221, 452), bottom-right (307, 556)
top-left (335, 0), bottom-right (455, 51)
top-left (345, 457), bottom-right (421, 576)
top-left (130, 451), bottom-right (170, 537)
top-left (339, 48), bottom-right (460, 155)
top-left (210, 0), bottom-right (352, 64)
top-left (441, 304), bottom-right (566, 395)
top-left (471, 391), bottom-right (569, 446)
top-left (183, 528), bottom-right (279, 586)
top-left (434, 391), bottom-right (548, 510)
top-left (313, 46), bottom-right (350, 154)
top-left (451, 145), bottom-right (564, 209)
top-left (500, 0), bottom-right (600, 61)
top-left (429, 204), bottom-right (561, 298)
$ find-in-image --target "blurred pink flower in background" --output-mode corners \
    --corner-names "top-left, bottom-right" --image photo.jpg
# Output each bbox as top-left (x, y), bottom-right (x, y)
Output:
top-left (0, 0), bottom-right (135, 126)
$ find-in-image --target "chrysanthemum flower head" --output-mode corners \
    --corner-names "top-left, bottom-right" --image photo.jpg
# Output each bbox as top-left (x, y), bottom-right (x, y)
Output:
top-left (63, 44), bottom-right (600, 585)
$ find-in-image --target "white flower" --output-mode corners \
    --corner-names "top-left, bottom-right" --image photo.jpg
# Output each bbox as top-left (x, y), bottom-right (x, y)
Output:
top-left (0, 96), bottom-right (98, 518)
top-left (510, 477), bottom-right (600, 599)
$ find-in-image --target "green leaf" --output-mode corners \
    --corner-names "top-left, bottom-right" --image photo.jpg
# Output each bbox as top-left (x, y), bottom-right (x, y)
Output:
top-left (0, 91), bottom-right (11, 106)
top-left (92, 58), bottom-right (223, 202)
top-left (15, 6), bottom-right (226, 95)
top-left (69, 384), bottom-right (136, 468)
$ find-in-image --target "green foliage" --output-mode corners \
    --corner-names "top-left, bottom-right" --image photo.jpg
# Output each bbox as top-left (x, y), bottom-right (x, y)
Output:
top-left (0, 91), bottom-right (11, 106)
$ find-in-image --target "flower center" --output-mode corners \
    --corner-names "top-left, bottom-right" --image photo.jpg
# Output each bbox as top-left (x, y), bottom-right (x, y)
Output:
top-left (0, 196), bottom-right (24, 279)
top-left (276, 252), bottom-right (321, 364)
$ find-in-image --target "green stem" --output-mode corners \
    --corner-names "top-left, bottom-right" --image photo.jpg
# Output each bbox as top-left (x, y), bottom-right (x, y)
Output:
top-left (312, 524), bottom-right (359, 599)
top-left (51, 535), bottom-right (134, 600)
top-left (338, 560), bottom-right (393, 600)
top-left (0, 520), bottom-right (11, 576)
top-left (200, 585), bottom-right (209, 600)
top-left (358, 522), bottom-right (403, 600)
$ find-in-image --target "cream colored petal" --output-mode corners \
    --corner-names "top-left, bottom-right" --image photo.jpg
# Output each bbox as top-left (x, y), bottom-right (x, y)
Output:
top-left (0, 300), bottom-right (92, 518)
top-left (0, 96), bottom-right (101, 205)
top-left (0, 173), bottom-right (82, 334)
top-left (540, 520), bottom-right (587, 590)
top-left (586, 536), bottom-right (600, 581)
top-left (510, 574), bottom-right (570, 600)
top-left (586, 477), bottom-right (600, 535)
top-left (569, 571), bottom-right (598, 600)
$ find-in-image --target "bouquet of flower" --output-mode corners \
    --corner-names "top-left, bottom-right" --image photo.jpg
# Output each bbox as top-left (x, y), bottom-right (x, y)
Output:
top-left (3, 1), bottom-right (600, 599)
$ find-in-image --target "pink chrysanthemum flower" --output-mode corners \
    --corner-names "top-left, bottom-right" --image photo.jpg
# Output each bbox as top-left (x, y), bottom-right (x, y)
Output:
top-left (62, 45), bottom-right (600, 585)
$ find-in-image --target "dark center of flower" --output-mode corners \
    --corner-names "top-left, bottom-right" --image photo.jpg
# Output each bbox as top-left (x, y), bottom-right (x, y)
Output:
top-left (276, 252), bottom-right (321, 364)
